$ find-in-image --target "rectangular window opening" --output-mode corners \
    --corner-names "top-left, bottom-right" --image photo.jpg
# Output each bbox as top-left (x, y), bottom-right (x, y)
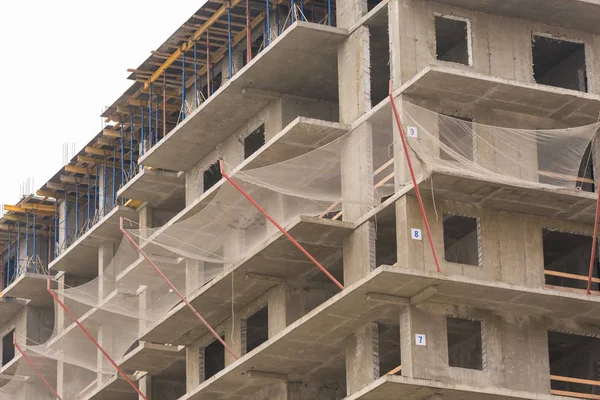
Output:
top-left (532, 35), bottom-right (587, 92)
top-left (244, 124), bottom-right (266, 159)
top-left (369, 24), bottom-right (390, 107)
top-left (443, 214), bottom-right (480, 266)
top-left (435, 15), bottom-right (471, 66)
top-left (439, 114), bottom-right (474, 162)
top-left (447, 317), bottom-right (483, 370)
top-left (203, 160), bottom-right (222, 192)
top-left (548, 331), bottom-right (600, 395)
top-left (543, 229), bottom-right (598, 291)
top-left (2, 329), bottom-right (15, 367)
top-left (378, 322), bottom-right (401, 376)
top-left (376, 205), bottom-right (397, 267)
top-left (246, 306), bottom-right (269, 353)
top-left (204, 337), bottom-right (225, 380)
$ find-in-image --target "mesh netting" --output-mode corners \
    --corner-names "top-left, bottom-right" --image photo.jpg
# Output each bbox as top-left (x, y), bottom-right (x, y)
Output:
top-left (11, 100), bottom-right (598, 397)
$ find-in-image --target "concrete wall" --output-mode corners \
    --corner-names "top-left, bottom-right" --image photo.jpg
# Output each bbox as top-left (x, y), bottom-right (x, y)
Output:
top-left (389, 0), bottom-right (600, 94)
top-left (396, 194), bottom-right (593, 286)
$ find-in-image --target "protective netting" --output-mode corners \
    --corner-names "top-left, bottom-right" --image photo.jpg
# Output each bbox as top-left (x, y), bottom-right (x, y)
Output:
top-left (9, 100), bottom-right (598, 398)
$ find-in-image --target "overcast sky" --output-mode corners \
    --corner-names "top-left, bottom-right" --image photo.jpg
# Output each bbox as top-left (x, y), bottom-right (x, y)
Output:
top-left (0, 1), bottom-right (205, 207)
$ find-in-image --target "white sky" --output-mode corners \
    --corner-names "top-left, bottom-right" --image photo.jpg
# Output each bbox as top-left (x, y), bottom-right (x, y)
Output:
top-left (0, 1), bottom-right (206, 206)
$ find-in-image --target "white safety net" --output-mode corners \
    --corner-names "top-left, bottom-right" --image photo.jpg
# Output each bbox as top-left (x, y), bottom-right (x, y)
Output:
top-left (12, 100), bottom-right (598, 398)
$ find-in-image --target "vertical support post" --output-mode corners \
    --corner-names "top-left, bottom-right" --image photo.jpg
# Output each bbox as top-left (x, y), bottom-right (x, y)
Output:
top-left (194, 42), bottom-right (198, 109)
top-left (33, 212), bottom-right (37, 273)
top-left (228, 1), bottom-right (233, 79)
top-left (64, 190), bottom-right (69, 244)
top-left (54, 202), bottom-right (58, 258)
top-left (94, 165), bottom-right (98, 216)
top-left (130, 111), bottom-right (134, 176)
top-left (112, 146), bottom-right (117, 209)
top-left (155, 88), bottom-right (159, 143)
top-left (181, 53), bottom-right (186, 121)
top-left (291, 0), bottom-right (295, 23)
top-left (265, 0), bottom-right (271, 46)
top-left (103, 158), bottom-right (107, 216)
top-left (328, 0), bottom-right (332, 26)
top-left (162, 73), bottom-right (166, 137)
top-left (149, 84), bottom-right (153, 147)
top-left (17, 221), bottom-right (21, 272)
top-left (276, 4), bottom-right (281, 35)
top-left (141, 106), bottom-right (145, 156)
top-left (587, 185), bottom-right (600, 293)
top-left (25, 213), bottom-right (29, 271)
top-left (7, 229), bottom-right (11, 287)
top-left (206, 31), bottom-right (211, 96)
top-left (87, 175), bottom-right (91, 226)
top-left (298, 0), bottom-right (304, 20)
top-left (246, 0), bottom-right (252, 64)
top-left (75, 182), bottom-right (79, 239)
top-left (47, 279), bottom-right (148, 400)
top-left (120, 124), bottom-right (125, 187)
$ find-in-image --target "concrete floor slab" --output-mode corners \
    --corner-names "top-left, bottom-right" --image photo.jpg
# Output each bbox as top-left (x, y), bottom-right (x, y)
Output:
top-left (49, 206), bottom-right (138, 278)
top-left (139, 22), bottom-right (346, 172)
top-left (117, 168), bottom-right (185, 209)
top-left (345, 375), bottom-right (557, 400)
top-left (141, 216), bottom-right (353, 346)
top-left (0, 354), bottom-right (57, 383)
top-left (118, 342), bottom-right (184, 375)
top-left (0, 297), bottom-right (26, 325)
top-left (400, 66), bottom-right (600, 125)
top-left (2, 273), bottom-right (58, 307)
top-left (428, 0), bottom-right (600, 35)
top-left (419, 169), bottom-right (598, 224)
top-left (180, 265), bottom-right (600, 399)
top-left (82, 374), bottom-right (137, 400)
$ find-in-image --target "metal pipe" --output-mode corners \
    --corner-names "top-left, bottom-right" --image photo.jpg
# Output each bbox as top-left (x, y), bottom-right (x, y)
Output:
top-left (587, 184), bottom-right (600, 293)
top-left (291, 0), bottom-right (295, 23)
top-left (120, 124), bottom-right (125, 188)
top-left (181, 54), bottom-right (186, 121)
top-left (228, 1), bottom-right (233, 79)
top-left (149, 85), bottom-right (153, 147)
top-left (94, 165), bottom-right (98, 216)
top-left (14, 332), bottom-right (62, 400)
top-left (130, 112), bottom-right (134, 176)
top-left (33, 212), bottom-right (36, 273)
top-left (119, 217), bottom-right (240, 361)
top-left (7, 229), bottom-right (11, 287)
top-left (141, 106), bottom-right (145, 157)
top-left (219, 161), bottom-right (344, 291)
top-left (328, 0), bottom-right (331, 26)
top-left (194, 42), bottom-right (198, 108)
top-left (246, 0), bottom-right (252, 64)
top-left (103, 158), bottom-right (107, 216)
top-left (112, 146), bottom-right (116, 209)
top-left (162, 73), bottom-right (166, 136)
top-left (207, 31), bottom-right (211, 96)
top-left (47, 279), bottom-right (148, 400)
top-left (276, 4), bottom-right (281, 35)
top-left (265, 0), bottom-right (271, 46)
top-left (87, 175), bottom-right (91, 226)
top-left (75, 183), bottom-right (79, 239)
top-left (155, 90), bottom-right (159, 143)
top-left (25, 213), bottom-right (29, 269)
top-left (17, 222), bottom-right (20, 275)
top-left (54, 203), bottom-right (58, 258)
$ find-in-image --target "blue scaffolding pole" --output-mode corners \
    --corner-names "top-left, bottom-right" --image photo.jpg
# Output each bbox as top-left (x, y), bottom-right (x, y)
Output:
top-left (194, 42), bottom-right (198, 109)
top-left (54, 202), bottom-right (58, 258)
top-left (181, 53), bottom-right (186, 120)
top-left (75, 183), bottom-right (79, 240)
top-left (120, 124), bottom-right (125, 187)
top-left (155, 93), bottom-right (159, 143)
top-left (328, 0), bottom-right (332, 26)
top-left (7, 229), bottom-right (11, 287)
top-left (94, 165), bottom-right (98, 215)
top-left (33, 213), bottom-right (36, 273)
top-left (276, 4), bottom-right (281, 35)
top-left (265, 0), bottom-right (271, 46)
top-left (130, 112), bottom-right (134, 176)
top-left (103, 158), bottom-right (107, 216)
top-left (141, 106), bottom-right (145, 156)
top-left (25, 213), bottom-right (29, 270)
top-left (112, 146), bottom-right (117, 209)
top-left (291, 0), bottom-right (295, 23)
top-left (64, 194), bottom-right (69, 244)
top-left (149, 85), bottom-right (153, 147)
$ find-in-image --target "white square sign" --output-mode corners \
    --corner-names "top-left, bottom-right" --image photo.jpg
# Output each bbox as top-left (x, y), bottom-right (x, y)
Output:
top-left (407, 126), bottom-right (418, 138)
top-left (411, 228), bottom-right (422, 241)
top-left (415, 334), bottom-right (427, 346)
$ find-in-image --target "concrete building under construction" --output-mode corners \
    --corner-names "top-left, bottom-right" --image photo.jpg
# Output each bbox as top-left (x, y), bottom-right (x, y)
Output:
top-left (2, 0), bottom-right (600, 399)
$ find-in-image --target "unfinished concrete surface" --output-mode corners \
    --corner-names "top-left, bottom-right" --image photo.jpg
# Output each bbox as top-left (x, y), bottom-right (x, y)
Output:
top-left (4, 0), bottom-right (600, 399)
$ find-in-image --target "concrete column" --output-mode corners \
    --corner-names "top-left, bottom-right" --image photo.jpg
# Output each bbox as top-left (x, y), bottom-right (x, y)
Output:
top-left (186, 342), bottom-right (201, 391)
top-left (96, 326), bottom-right (114, 388)
top-left (186, 259), bottom-right (205, 296)
top-left (345, 323), bottom-right (379, 394)
top-left (139, 373), bottom-right (152, 400)
top-left (336, 0), bottom-right (367, 29)
top-left (138, 203), bottom-right (153, 238)
top-left (224, 314), bottom-right (243, 366)
top-left (56, 274), bottom-right (66, 333)
top-left (98, 241), bottom-right (115, 300)
top-left (185, 162), bottom-right (204, 206)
